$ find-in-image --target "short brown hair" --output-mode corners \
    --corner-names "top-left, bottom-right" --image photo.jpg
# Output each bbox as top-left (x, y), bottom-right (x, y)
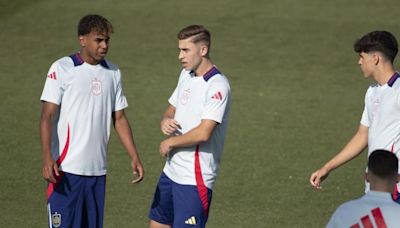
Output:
top-left (78, 14), bottom-right (113, 36)
top-left (177, 25), bottom-right (211, 49)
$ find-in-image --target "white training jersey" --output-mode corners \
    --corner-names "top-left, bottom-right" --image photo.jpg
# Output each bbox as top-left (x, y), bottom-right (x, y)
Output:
top-left (163, 66), bottom-right (231, 190)
top-left (40, 53), bottom-right (128, 176)
top-left (326, 191), bottom-right (400, 228)
top-left (360, 72), bottom-right (400, 192)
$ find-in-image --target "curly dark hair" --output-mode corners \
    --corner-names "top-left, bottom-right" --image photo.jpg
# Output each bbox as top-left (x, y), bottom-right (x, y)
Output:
top-left (77, 14), bottom-right (113, 36)
top-left (354, 31), bottom-right (398, 63)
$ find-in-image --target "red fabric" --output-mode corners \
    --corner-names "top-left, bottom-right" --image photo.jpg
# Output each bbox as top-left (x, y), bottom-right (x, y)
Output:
top-left (371, 207), bottom-right (387, 228)
top-left (46, 125), bottom-right (70, 200)
top-left (361, 215), bottom-right (373, 228)
top-left (194, 145), bottom-right (209, 215)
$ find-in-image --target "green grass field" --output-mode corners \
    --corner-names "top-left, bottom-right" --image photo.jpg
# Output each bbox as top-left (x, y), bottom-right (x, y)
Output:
top-left (1, 0), bottom-right (400, 227)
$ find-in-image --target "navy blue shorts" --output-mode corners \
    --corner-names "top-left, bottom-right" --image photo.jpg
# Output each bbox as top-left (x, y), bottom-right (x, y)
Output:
top-left (149, 172), bottom-right (213, 228)
top-left (47, 172), bottom-right (106, 228)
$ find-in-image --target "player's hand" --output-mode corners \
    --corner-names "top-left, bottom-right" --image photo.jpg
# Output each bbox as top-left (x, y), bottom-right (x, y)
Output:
top-left (131, 158), bottom-right (144, 184)
top-left (161, 118), bottom-right (181, 136)
top-left (160, 139), bottom-right (173, 157)
top-left (310, 167), bottom-right (330, 190)
top-left (42, 157), bottom-right (60, 183)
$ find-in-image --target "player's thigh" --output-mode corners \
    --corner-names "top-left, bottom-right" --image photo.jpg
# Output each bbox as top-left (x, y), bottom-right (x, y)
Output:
top-left (149, 172), bottom-right (174, 226)
top-left (47, 172), bottom-right (85, 228)
top-left (149, 220), bottom-right (172, 228)
top-left (172, 184), bottom-right (212, 228)
top-left (83, 175), bottom-right (106, 228)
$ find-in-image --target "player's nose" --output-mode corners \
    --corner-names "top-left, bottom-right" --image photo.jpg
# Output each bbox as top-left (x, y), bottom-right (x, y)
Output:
top-left (178, 51), bottom-right (184, 60)
top-left (100, 40), bottom-right (108, 49)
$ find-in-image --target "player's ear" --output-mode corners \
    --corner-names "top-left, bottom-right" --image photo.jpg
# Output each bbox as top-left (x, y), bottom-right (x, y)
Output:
top-left (200, 44), bottom-right (208, 57)
top-left (79, 35), bottom-right (86, 47)
top-left (364, 172), bottom-right (370, 183)
top-left (373, 53), bottom-right (380, 65)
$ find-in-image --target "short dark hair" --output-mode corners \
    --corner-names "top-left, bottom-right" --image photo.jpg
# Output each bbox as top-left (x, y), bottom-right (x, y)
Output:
top-left (368, 150), bottom-right (398, 179)
top-left (77, 14), bottom-right (113, 36)
top-left (177, 25), bottom-right (211, 49)
top-left (353, 31), bottom-right (398, 63)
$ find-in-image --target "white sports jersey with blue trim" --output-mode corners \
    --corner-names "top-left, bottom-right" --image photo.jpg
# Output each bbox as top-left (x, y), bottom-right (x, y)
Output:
top-left (163, 67), bottom-right (231, 190)
top-left (360, 72), bottom-right (400, 192)
top-left (40, 53), bottom-right (128, 176)
top-left (326, 191), bottom-right (400, 228)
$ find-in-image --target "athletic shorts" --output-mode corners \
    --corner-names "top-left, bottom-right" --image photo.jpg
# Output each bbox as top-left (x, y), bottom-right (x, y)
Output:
top-left (47, 172), bottom-right (106, 228)
top-left (149, 172), bottom-right (213, 228)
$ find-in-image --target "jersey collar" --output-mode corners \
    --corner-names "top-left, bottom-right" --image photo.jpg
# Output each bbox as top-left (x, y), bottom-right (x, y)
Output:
top-left (69, 53), bottom-right (109, 69)
top-left (387, 72), bottom-right (400, 87)
top-left (201, 66), bottom-right (221, 82)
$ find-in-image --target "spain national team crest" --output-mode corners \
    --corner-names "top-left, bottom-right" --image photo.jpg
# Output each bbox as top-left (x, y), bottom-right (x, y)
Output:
top-left (181, 88), bottom-right (191, 105)
top-left (52, 212), bottom-right (61, 227)
top-left (91, 78), bottom-right (102, 95)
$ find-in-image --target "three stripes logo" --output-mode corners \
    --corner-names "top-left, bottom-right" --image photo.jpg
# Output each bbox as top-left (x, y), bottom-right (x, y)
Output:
top-left (185, 216), bottom-right (197, 225)
top-left (48, 71), bottom-right (57, 80)
top-left (351, 207), bottom-right (387, 228)
top-left (211, 91), bottom-right (223, 100)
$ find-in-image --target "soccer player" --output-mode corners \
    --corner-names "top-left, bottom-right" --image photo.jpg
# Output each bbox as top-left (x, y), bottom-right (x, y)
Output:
top-left (40, 14), bottom-right (144, 227)
top-left (148, 25), bottom-right (231, 228)
top-left (310, 31), bottom-right (400, 197)
top-left (326, 150), bottom-right (400, 227)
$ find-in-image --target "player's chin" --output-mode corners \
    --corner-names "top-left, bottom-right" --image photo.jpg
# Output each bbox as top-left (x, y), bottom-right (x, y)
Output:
top-left (98, 52), bottom-right (107, 59)
top-left (181, 63), bottom-right (191, 70)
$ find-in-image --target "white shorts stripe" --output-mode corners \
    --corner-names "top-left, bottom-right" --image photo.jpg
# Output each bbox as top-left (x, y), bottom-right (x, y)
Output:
top-left (47, 203), bottom-right (52, 228)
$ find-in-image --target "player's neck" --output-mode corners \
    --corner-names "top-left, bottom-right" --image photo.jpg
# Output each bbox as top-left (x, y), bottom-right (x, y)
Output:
top-left (193, 58), bottom-right (214, 77)
top-left (79, 50), bottom-right (101, 65)
top-left (374, 65), bottom-right (396, 86)
top-left (369, 182), bottom-right (396, 193)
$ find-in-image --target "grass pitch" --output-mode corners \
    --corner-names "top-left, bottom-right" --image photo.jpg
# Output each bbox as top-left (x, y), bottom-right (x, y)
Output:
top-left (1, 0), bottom-right (400, 227)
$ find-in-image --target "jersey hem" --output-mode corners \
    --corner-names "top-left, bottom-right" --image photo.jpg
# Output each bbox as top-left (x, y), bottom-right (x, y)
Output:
top-left (163, 169), bottom-right (214, 190)
top-left (60, 169), bottom-right (107, 176)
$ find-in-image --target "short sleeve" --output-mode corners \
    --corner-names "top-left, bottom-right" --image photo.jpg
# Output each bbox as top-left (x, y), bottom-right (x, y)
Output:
top-left (40, 62), bottom-right (63, 105)
top-left (114, 69), bottom-right (128, 111)
top-left (168, 69), bottom-right (187, 107)
top-left (168, 86), bottom-right (179, 107)
top-left (201, 81), bottom-right (230, 123)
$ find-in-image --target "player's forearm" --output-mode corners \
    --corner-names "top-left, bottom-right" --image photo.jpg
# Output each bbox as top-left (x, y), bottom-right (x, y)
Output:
top-left (40, 114), bottom-right (53, 161)
top-left (167, 126), bottom-right (211, 149)
top-left (323, 126), bottom-right (368, 172)
top-left (161, 105), bottom-right (176, 122)
top-left (114, 117), bottom-right (140, 160)
top-left (40, 102), bottom-right (59, 161)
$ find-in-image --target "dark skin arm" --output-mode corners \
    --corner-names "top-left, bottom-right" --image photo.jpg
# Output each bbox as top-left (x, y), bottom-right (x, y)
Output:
top-left (40, 102), bottom-right (60, 183)
top-left (113, 109), bottom-right (144, 183)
